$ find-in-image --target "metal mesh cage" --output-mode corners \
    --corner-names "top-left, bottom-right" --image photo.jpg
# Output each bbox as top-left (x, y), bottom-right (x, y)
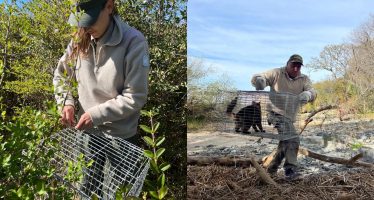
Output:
top-left (215, 91), bottom-right (302, 140)
top-left (49, 128), bottom-right (150, 199)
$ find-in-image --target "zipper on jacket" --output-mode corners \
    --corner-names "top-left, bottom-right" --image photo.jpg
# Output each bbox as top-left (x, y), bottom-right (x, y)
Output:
top-left (90, 41), bottom-right (99, 73)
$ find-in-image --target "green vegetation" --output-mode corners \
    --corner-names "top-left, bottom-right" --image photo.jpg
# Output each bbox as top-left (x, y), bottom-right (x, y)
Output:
top-left (1, 0), bottom-right (186, 199)
top-left (187, 59), bottom-right (236, 131)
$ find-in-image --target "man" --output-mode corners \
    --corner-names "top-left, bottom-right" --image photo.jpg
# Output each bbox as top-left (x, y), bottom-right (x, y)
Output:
top-left (53, 0), bottom-right (149, 198)
top-left (251, 54), bottom-right (317, 179)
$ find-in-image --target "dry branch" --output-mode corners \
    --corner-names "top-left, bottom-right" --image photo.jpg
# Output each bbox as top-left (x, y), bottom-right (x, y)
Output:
top-left (298, 148), bottom-right (373, 168)
top-left (187, 156), bottom-right (279, 187)
top-left (306, 105), bottom-right (338, 120)
top-left (348, 153), bottom-right (363, 164)
top-left (187, 156), bottom-right (253, 167)
top-left (189, 149), bottom-right (373, 169)
top-left (261, 149), bottom-right (277, 168)
top-left (299, 105), bottom-right (338, 135)
top-left (249, 156), bottom-right (280, 188)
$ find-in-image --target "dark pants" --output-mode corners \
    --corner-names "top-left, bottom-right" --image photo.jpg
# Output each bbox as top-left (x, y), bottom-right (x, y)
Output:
top-left (267, 112), bottom-right (300, 173)
top-left (80, 132), bottom-right (140, 199)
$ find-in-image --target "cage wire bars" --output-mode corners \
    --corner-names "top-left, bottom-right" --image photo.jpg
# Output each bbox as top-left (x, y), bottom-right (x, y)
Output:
top-left (48, 128), bottom-right (150, 199)
top-left (215, 90), bottom-right (303, 141)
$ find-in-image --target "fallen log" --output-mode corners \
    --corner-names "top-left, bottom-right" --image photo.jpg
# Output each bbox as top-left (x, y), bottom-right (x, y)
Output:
top-left (187, 156), bottom-right (253, 167)
top-left (188, 149), bottom-right (374, 169)
top-left (187, 155), bottom-right (279, 187)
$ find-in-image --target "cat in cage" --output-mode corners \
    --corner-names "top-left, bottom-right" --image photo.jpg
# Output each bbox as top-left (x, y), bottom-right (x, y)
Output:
top-left (226, 98), bottom-right (264, 134)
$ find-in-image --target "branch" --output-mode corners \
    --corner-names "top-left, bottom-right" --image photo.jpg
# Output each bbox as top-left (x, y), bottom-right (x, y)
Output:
top-left (187, 156), bottom-right (253, 167)
top-left (299, 105), bottom-right (338, 135)
top-left (306, 105), bottom-right (338, 121)
top-left (298, 148), bottom-right (373, 168)
top-left (187, 155), bottom-right (280, 188)
top-left (261, 149), bottom-right (277, 168)
top-left (249, 156), bottom-right (280, 188)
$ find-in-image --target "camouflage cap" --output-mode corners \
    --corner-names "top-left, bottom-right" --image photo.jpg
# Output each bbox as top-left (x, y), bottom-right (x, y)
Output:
top-left (288, 54), bottom-right (303, 65)
top-left (68, 0), bottom-right (107, 27)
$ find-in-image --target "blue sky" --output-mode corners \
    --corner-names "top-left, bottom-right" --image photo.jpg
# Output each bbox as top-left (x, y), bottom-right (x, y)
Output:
top-left (188, 0), bottom-right (374, 90)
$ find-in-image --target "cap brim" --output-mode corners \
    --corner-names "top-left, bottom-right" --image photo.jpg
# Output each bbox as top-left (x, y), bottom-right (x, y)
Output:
top-left (68, 7), bottom-right (101, 27)
top-left (290, 60), bottom-right (303, 65)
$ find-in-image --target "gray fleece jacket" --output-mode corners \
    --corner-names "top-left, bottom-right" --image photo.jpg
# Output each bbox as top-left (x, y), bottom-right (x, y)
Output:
top-left (53, 15), bottom-right (150, 138)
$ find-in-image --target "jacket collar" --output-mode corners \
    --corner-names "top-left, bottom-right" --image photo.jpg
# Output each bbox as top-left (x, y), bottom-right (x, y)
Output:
top-left (97, 15), bottom-right (124, 47)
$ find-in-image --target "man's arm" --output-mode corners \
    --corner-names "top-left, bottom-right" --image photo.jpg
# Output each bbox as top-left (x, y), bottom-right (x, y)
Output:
top-left (251, 68), bottom-right (278, 90)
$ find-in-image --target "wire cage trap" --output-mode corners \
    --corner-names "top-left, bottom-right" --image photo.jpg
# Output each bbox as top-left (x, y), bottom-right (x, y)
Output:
top-left (215, 90), bottom-right (303, 141)
top-left (49, 128), bottom-right (150, 199)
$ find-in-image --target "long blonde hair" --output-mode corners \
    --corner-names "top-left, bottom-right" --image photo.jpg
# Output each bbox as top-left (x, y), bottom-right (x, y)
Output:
top-left (70, 27), bottom-right (91, 60)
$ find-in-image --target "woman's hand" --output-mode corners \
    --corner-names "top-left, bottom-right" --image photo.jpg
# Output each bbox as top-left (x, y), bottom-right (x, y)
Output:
top-left (60, 105), bottom-right (75, 127)
top-left (75, 112), bottom-right (93, 130)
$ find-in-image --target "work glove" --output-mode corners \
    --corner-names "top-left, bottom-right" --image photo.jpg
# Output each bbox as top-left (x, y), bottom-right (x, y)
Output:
top-left (299, 91), bottom-right (312, 104)
top-left (253, 76), bottom-right (266, 90)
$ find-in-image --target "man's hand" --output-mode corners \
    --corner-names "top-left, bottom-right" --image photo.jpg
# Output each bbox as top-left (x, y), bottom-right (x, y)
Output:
top-left (61, 105), bottom-right (75, 127)
top-left (254, 76), bottom-right (266, 90)
top-left (75, 112), bottom-right (93, 130)
top-left (299, 91), bottom-right (312, 104)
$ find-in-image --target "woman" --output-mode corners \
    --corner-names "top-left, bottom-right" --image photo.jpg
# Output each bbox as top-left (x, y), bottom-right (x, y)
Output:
top-left (53, 0), bottom-right (150, 198)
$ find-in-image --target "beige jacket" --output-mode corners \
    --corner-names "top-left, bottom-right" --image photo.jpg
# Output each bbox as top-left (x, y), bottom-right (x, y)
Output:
top-left (251, 67), bottom-right (317, 120)
top-left (53, 15), bottom-right (150, 138)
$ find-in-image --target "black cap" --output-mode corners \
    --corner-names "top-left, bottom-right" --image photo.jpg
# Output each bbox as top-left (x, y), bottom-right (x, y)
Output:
top-left (68, 0), bottom-right (107, 27)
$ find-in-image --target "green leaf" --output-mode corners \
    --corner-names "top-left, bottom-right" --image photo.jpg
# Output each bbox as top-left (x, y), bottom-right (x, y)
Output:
top-left (154, 122), bottom-right (160, 132)
top-left (149, 191), bottom-right (159, 199)
top-left (139, 125), bottom-right (153, 134)
top-left (91, 193), bottom-right (99, 200)
top-left (156, 148), bottom-right (165, 158)
top-left (140, 110), bottom-right (150, 117)
top-left (157, 173), bottom-right (165, 187)
top-left (36, 181), bottom-right (47, 196)
top-left (155, 137), bottom-right (165, 146)
top-left (16, 186), bottom-right (26, 198)
top-left (150, 159), bottom-right (159, 173)
top-left (2, 154), bottom-right (11, 167)
top-left (159, 163), bottom-right (171, 172)
top-left (115, 190), bottom-right (123, 200)
top-left (143, 136), bottom-right (154, 147)
top-left (87, 159), bottom-right (94, 167)
top-left (158, 186), bottom-right (168, 199)
top-left (144, 150), bottom-right (154, 159)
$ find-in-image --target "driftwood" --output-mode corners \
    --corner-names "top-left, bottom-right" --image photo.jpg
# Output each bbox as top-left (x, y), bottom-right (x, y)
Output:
top-left (188, 149), bottom-right (374, 169)
top-left (187, 156), bottom-right (279, 187)
top-left (249, 156), bottom-right (279, 188)
top-left (187, 156), bottom-right (253, 167)
top-left (261, 149), bottom-right (277, 168)
top-left (298, 148), bottom-right (373, 168)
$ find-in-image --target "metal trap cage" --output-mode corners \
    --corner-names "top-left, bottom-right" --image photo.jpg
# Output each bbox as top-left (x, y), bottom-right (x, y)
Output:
top-left (49, 128), bottom-right (150, 199)
top-left (216, 90), bottom-right (303, 140)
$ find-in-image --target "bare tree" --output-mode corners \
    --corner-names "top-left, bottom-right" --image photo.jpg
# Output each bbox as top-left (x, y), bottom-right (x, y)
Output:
top-left (306, 44), bottom-right (352, 80)
top-left (349, 15), bottom-right (374, 98)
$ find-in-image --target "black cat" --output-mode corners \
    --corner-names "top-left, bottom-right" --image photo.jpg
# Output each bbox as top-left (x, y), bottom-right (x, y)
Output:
top-left (233, 101), bottom-right (264, 134)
